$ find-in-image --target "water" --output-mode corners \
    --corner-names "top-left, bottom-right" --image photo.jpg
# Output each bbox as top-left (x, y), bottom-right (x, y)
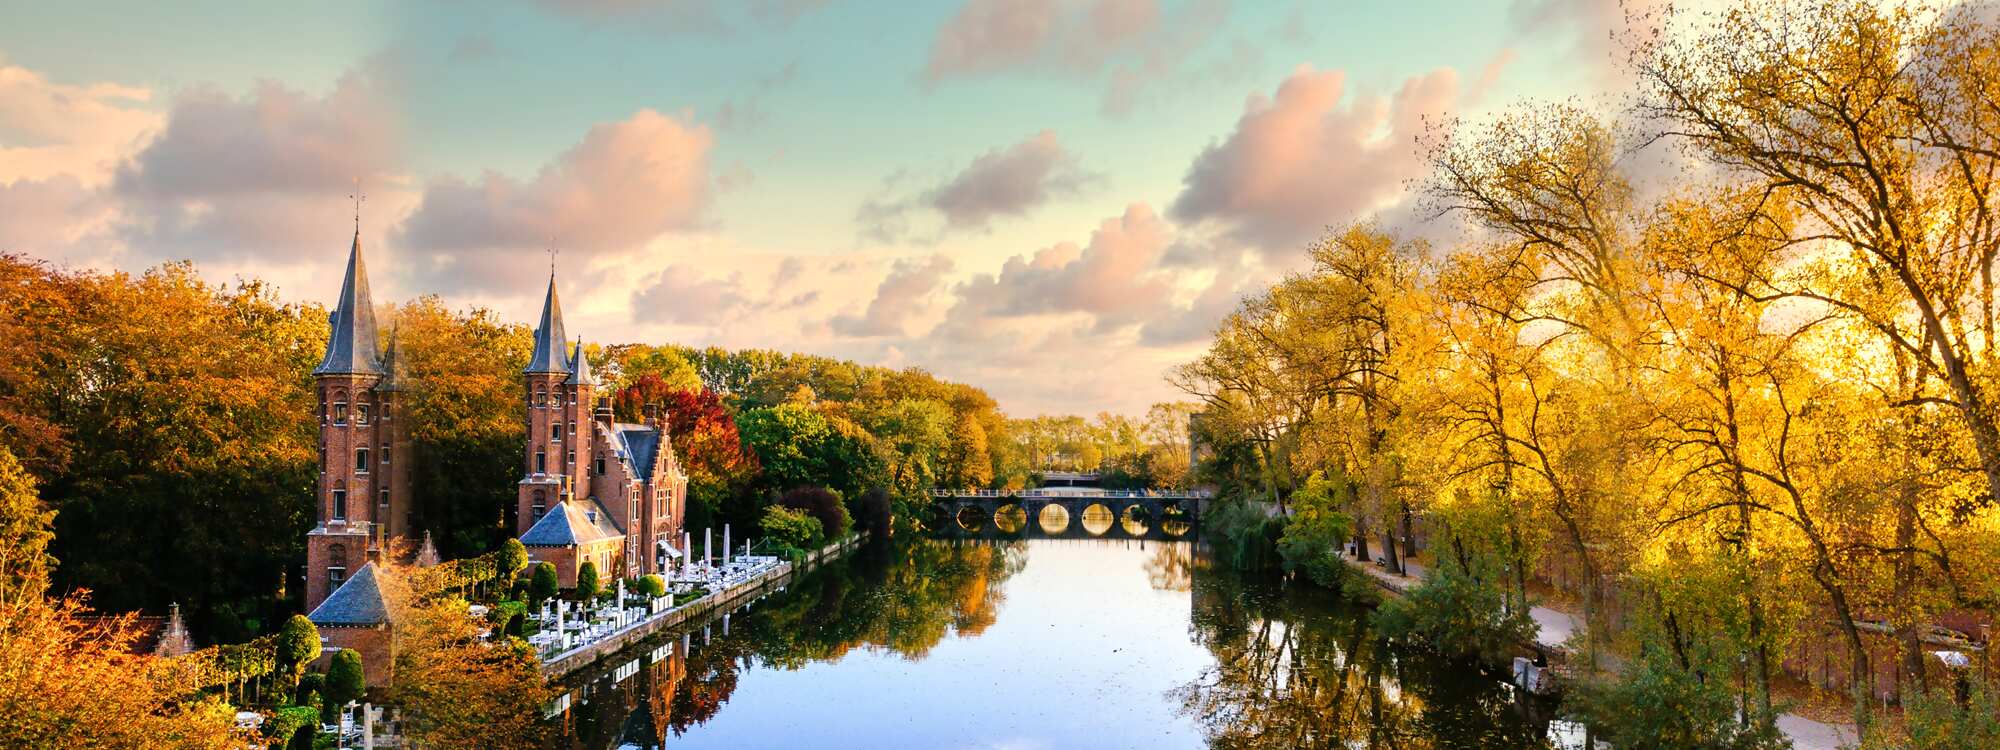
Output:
top-left (549, 535), bottom-right (1568, 749)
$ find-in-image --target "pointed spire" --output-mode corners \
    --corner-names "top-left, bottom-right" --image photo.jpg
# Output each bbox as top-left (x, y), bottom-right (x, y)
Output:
top-left (376, 325), bottom-right (407, 391)
top-left (524, 271), bottom-right (570, 374)
top-left (414, 531), bottom-right (440, 568)
top-left (566, 338), bottom-right (597, 386)
top-left (314, 230), bottom-right (384, 376)
top-left (154, 602), bottom-right (193, 657)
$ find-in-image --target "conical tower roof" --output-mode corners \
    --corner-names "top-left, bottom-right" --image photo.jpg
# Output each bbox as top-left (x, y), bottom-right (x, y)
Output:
top-left (566, 339), bottom-right (597, 386)
top-left (314, 231), bottom-right (384, 376)
top-left (524, 273), bottom-right (570, 374)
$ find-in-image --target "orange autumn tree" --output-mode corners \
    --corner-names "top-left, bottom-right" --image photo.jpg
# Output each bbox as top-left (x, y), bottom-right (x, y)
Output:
top-left (0, 445), bottom-right (242, 748)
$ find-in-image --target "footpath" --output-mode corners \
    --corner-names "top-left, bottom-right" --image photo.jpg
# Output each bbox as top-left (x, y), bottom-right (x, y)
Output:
top-left (1348, 553), bottom-right (1858, 750)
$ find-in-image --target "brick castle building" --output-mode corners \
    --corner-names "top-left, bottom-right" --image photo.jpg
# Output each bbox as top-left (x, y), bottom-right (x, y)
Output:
top-left (305, 227), bottom-right (690, 615)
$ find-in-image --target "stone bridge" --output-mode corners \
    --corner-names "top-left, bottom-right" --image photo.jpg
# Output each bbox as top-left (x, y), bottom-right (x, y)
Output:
top-left (930, 489), bottom-right (1209, 539)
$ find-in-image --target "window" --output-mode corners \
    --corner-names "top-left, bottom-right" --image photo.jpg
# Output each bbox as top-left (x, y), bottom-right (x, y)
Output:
top-left (380, 403), bottom-right (391, 421)
top-left (536, 388), bottom-right (547, 408)
top-left (380, 443), bottom-right (390, 464)
top-left (328, 565), bottom-right (346, 589)
top-left (535, 450), bottom-right (546, 474)
top-left (356, 403), bottom-right (370, 424)
top-left (379, 488), bottom-right (390, 510)
top-left (566, 450), bottom-right (575, 467)
top-left (333, 402), bottom-right (348, 424)
top-left (331, 489), bottom-right (347, 520)
top-left (552, 422), bottom-right (562, 441)
top-left (531, 490), bottom-right (546, 521)
top-left (355, 448), bottom-right (370, 473)
top-left (595, 456), bottom-right (606, 475)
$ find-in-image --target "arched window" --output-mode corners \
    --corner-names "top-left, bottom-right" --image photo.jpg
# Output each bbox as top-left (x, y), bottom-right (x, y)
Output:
top-left (356, 403), bottom-right (370, 424)
top-left (331, 483), bottom-right (347, 521)
top-left (355, 448), bottom-right (370, 472)
top-left (531, 490), bottom-right (547, 521)
top-left (333, 390), bottom-right (349, 424)
top-left (551, 422), bottom-right (562, 441)
top-left (327, 543), bottom-right (347, 589)
top-left (535, 388), bottom-right (547, 408)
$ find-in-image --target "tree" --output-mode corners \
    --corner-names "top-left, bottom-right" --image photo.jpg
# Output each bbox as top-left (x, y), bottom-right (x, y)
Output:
top-left (758, 506), bottom-right (823, 557)
top-left (394, 297), bottom-right (532, 558)
top-left (778, 486), bottom-right (850, 541)
top-left (325, 649), bottom-right (365, 714)
top-left (575, 561), bottom-right (599, 600)
top-left (529, 563), bottom-right (558, 606)
top-left (0, 446), bottom-right (53, 609)
top-left (633, 575), bottom-right (665, 597)
top-left (944, 411), bottom-right (994, 489)
top-left (392, 596), bottom-right (550, 748)
top-left (497, 539), bottom-right (528, 585)
top-left (275, 614), bottom-right (322, 694)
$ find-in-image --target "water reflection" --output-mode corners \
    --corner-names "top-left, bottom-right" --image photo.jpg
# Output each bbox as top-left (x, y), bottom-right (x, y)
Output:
top-left (549, 537), bottom-right (1557, 749)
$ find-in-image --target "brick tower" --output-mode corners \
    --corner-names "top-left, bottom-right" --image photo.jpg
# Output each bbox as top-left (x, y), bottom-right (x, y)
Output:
top-left (305, 228), bottom-right (413, 610)
top-left (516, 272), bottom-right (584, 534)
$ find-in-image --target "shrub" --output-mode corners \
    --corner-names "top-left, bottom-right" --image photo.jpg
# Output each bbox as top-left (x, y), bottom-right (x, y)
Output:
top-left (1371, 565), bottom-right (1534, 661)
top-left (759, 505), bottom-right (823, 558)
top-left (265, 705), bottom-right (319, 750)
top-left (857, 487), bottom-right (893, 537)
top-left (498, 538), bottom-right (529, 582)
top-left (487, 600), bottom-right (528, 637)
top-left (1206, 497), bottom-right (1285, 572)
top-left (1871, 678), bottom-right (2000, 750)
top-left (529, 562), bottom-right (558, 606)
top-left (778, 486), bottom-right (851, 540)
top-left (575, 561), bottom-right (601, 600)
top-left (325, 649), bottom-right (366, 711)
top-left (1570, 649), bottom-right (1787, 750)
top-left (294, 671), bottom-right (324, 708)
top-left (1276, 472), bottom-right (1353, 589)
top-left (275, 615), bottom-right (321, 690)
top-left (633, 575), bottom-right (666, 597)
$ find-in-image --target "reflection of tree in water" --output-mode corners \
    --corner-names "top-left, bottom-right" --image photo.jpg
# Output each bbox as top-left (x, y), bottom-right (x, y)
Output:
top-left (1144, 541), bottom-right (1194, 592)
top-left (1172, 555), bottom-right (1554, 749)
top-left (551, 538), bottom-right (1027, 747)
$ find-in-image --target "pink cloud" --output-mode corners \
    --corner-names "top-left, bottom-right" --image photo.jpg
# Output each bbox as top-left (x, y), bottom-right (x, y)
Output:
top-left (922, 0), bottom-right (1227, 115)
top-left (944, 203), bottom-right (1174, 332)
top-left (0, 61), bottom-right (161, 185)
top-left (1170, 65), bottom-right (1461, 252)
top-left (832, 255), bottom-right (954, 337)
top-left (396, 109), bottom-right (716, 293)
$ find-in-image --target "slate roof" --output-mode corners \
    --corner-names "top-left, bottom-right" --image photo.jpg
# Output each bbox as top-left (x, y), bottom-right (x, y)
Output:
top-left (519, 499), bottom-right (623, 547)
top-left (565, 340), bottom-right (597, 386)
top-left (524, 274), bottom-right (570, 374)
top-left (612, 424), bottom-right (663, 482)
top-left (375, 329), bottom-right (407, 391)
top-left (308, 562), bottom-right (392, 626)
top-left (314, 232), bottom-right (384, 376)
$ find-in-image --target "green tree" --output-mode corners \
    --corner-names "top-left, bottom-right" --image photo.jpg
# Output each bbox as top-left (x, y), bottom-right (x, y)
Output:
top-left (758, 505), bottom-right (825, 559)
top-left (529, 562), bottom-right (558, 606)
top-left (275, 614), bottom-right (322, 693)
top-left (575, 560), bottom-right (599, 600)
top-left (1276, 472), bottom-right (1352, 589)
top-left (497, 539), bottom-right (528, 584)
top-left (325, 649), bottom-right (366, 712)
top-left (0, 445), bottom-right (53, 607)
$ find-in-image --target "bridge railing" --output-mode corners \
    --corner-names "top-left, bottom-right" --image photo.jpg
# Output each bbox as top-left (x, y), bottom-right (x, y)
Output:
top-left (929, 488), bottom-right (1213, 499)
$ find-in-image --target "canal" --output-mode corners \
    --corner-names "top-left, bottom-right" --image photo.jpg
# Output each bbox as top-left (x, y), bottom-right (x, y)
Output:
top-left (549, 533), bottom-right (1570, 749)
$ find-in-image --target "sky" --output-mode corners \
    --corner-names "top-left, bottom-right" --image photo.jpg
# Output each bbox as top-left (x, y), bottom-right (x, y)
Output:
top-left (0, 0), bottom-right (1636, 417)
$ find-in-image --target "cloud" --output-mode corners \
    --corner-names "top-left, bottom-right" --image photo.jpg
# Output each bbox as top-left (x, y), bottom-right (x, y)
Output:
top-left (930, 131), bottom-right (1093, 230)
top-left (1507, 0), bottom-right (1661, 83)
top-left (110, 72), bottom-right (403, 265)
top-left (831, 255), bottom-right (954, 337)
top-left (942, 203), bottom-right (1174, 332)
top-left (921, 0), bottom-right (1230, 115)
top-left (631, 264), bottom-right (751, 325)
top-left (1169, 65), bottom-right (1462, 253)
top-left (0, 60), bottom-right (162, 185)
top-left (0, 176), bottom-right (113, 261)
top-left (857, 131), bottom-right (1093, 243)
top-left (395, 109), bottom-right (716, 293)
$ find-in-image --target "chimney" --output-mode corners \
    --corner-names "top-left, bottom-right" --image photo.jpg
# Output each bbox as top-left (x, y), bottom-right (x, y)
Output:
top-left (595, 396), bottom-right (614, 429)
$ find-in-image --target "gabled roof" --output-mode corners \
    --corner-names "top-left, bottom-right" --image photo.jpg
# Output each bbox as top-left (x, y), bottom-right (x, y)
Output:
top-left (520, 499), bottom-right (622, 547)
top-left (308, 562), bottom-right (391, 626)
top-left (565, 339), bottom-right (596, 386)
top-left (314, 232), bottom-right (384, 376)
top-left (524, 273), bottom-right (570, 374)
top-left (612, 424), bottom-right (663, 482)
